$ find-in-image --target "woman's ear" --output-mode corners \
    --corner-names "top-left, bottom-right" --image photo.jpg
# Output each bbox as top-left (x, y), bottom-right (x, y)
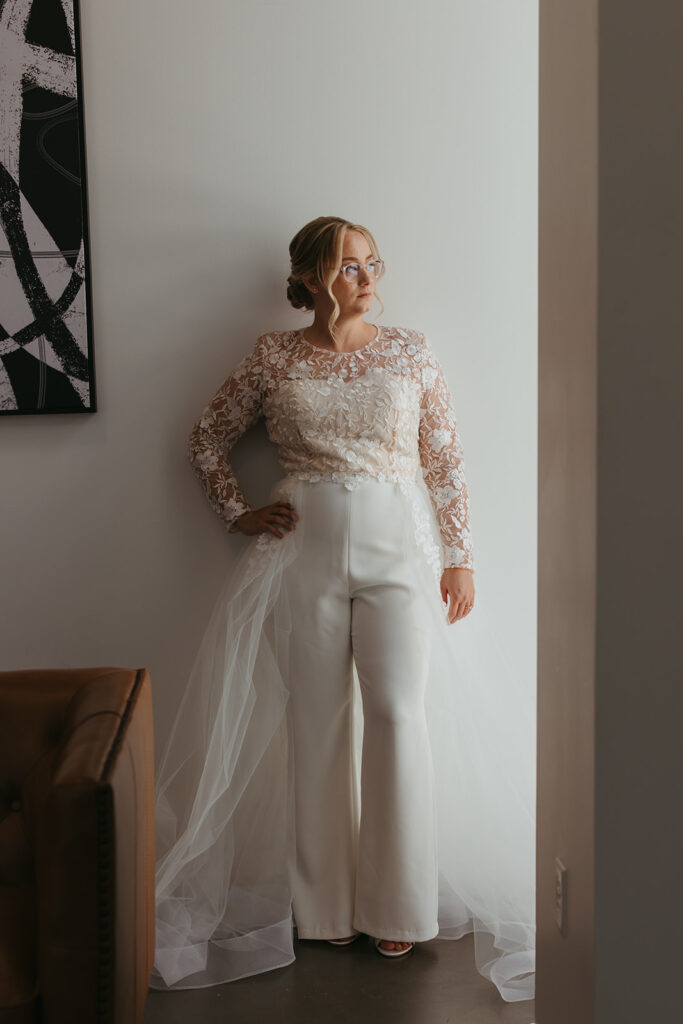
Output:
top-left (302, 271), bottom-right (319, 294)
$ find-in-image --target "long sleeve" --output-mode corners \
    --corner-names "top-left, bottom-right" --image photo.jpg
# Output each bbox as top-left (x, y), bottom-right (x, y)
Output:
top-left (187, 338), bottom-right (266, 533)
top-left (418, 335), bottom-right (475, 571)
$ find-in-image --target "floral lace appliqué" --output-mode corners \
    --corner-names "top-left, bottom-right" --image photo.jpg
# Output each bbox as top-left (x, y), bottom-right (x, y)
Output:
top-left (187, 325), bottom-right (474, 571)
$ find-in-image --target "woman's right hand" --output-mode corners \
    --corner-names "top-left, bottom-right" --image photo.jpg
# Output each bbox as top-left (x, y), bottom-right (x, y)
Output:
top-left (232, 501), bottom-right (299, 538)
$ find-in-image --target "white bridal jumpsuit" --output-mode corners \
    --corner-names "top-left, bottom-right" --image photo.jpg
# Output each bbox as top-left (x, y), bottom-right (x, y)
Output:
top-left (151, 324), bottom-right (536, 1002)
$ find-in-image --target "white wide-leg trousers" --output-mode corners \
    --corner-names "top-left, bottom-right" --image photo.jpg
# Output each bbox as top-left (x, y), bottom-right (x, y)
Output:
top-left (279, 478), bottom-right (440, 942)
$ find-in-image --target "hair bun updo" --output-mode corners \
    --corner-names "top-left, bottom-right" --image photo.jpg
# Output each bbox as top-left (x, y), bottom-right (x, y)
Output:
top-left (286, 275), bottom-right (314, 311)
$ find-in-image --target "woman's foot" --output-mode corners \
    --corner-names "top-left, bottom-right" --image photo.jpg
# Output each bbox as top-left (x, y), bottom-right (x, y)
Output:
top-left (374, 937), bottom-right (415, 958)
top-left (378, 939), bottom-right (412, 953)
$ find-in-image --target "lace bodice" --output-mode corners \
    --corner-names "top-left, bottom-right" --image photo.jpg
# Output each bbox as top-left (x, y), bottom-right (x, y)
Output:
top-left (188, 325), bottom-right (474, 571)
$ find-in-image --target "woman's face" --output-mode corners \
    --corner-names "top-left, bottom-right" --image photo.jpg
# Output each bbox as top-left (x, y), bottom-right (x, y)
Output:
top-left (308, 230), bottom-right (377, 316)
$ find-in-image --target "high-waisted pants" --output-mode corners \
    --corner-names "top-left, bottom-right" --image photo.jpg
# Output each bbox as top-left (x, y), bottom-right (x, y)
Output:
top-left (279, 478), bottom-right (440, 942)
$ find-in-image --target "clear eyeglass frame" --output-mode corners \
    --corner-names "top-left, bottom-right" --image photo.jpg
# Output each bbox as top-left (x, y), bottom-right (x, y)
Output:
top-left (338, 259), bottom-right (385, 282)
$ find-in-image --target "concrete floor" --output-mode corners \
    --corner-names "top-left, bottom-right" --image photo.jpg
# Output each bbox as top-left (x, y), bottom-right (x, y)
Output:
top-left (144, 931), bottom-right (535, 1024)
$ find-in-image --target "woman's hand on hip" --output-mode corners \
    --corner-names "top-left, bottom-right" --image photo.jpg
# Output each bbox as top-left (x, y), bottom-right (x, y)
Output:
top-left (440, 567), bottom-right (475, 624)
top-left (233, 501), bottom-right (299, 538)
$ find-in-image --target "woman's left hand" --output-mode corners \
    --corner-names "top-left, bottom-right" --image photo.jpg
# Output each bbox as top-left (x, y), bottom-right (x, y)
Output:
top-left (440, 567), bottom-right (475, 624)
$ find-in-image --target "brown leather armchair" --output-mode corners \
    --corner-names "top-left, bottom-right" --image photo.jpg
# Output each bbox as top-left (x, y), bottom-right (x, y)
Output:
top-left (0, 667), bottom-right (155, 1024)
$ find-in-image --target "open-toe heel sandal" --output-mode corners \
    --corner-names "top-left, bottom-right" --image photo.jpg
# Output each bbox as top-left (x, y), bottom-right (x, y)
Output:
top-left (374, 938), bottom-right (414, 958)
top-left (327, 932), bottom-right (361, 946)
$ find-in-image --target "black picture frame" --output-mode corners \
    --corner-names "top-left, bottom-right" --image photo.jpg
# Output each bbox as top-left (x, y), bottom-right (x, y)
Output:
top-left (0, 0), bottom-right (96, 415)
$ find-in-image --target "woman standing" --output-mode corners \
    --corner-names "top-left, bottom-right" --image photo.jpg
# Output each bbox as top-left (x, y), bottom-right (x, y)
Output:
top-left (151, 216), bottom-right (534, 1001)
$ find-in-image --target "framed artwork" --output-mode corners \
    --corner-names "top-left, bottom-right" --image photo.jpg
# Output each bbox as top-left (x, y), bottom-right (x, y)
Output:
top-left (0, 0), bottom-right (96, 414)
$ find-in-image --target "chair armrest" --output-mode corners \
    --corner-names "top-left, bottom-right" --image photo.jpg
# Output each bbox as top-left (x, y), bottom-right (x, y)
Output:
top-left (33, 668), bottom-right (155, 1024)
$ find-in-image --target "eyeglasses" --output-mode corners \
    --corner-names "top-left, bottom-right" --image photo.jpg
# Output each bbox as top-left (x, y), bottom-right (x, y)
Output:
top-left (338, 259), bottom-right (385, 282)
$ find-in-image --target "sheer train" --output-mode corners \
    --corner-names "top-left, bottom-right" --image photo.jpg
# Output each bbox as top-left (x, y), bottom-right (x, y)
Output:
top-left (151, 473), bottom-right (535, 1002)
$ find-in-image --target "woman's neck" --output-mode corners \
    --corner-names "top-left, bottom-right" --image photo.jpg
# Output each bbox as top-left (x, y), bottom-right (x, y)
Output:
top-left (303, 314), bottom-right (375, 352)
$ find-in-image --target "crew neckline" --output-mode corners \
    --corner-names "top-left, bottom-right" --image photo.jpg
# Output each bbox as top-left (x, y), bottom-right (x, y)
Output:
top-left (297, 323), bottom-right (382, 356)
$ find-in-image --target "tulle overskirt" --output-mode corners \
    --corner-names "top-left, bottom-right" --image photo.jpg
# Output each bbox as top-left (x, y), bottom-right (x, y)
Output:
top-left (151, 473), bottom-right (536, 1001)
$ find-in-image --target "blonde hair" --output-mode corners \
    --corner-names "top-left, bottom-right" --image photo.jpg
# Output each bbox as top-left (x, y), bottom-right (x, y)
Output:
top-left (286, 216), bottom-right (385, 338)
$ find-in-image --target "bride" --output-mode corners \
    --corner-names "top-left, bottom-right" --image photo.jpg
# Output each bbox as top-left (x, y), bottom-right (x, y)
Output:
top-left (150, 215), bottom-right (535, 1002)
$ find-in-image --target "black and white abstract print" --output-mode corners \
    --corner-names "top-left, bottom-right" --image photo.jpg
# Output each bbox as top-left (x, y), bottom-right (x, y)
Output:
top-left (0, 0), bottom-right (95, 414)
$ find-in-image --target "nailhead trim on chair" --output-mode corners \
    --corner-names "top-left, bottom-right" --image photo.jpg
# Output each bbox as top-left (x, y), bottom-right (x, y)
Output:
top-left (95, 783), bottom-right (114, 1022)
top-left (94, 668), bottom-right (146, 1022)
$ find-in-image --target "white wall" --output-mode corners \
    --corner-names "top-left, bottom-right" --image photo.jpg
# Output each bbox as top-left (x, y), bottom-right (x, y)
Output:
top-left (1, 0), bottom-right (538, 753)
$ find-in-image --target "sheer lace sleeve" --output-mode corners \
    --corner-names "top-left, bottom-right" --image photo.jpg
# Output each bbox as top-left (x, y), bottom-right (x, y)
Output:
top-left (187, 337), bottom-right (266, 533)
top-left (418, 335), bottom-right (475, 571)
